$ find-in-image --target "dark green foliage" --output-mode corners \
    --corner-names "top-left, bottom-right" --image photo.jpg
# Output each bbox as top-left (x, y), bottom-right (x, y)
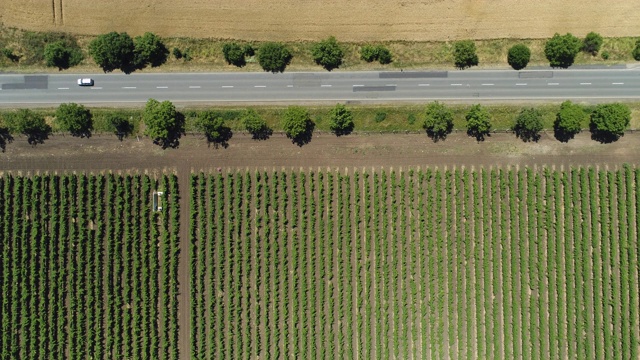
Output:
top-left (222, 42), bottom-right (246, 67)
top-left (194, 111), bottom-right (232, 147)
top-left (407, 113), bottom-right (417, 125)
top-left (453, 40), bottom-right (479, 69)
top-left (374, 112), bottom-right (387, 123)
top-left (583, 32), bottom-right (603, 56)
top-left (423, 101), bottom-right (454, 141)
top-left (465, 104), bottom-right (492, 141)
top-left (257, 42), bottom-right (292, 73)
top-left (589, 103), bottom-right (630, 143)
top-left (633, 39), bottom-right (640, 61)
top-left (19, 31), bottom-right (79, 64)
top-left (242, 109), bottom-right (272, 140)
top-left (142, 99), bottom-right (184, 148)
top-left (133, 32), bottom-right (169, 68)
top-left (0, 127), bottom-right (12, 152)
top-left (44, 41), bottom-right (83, 70)
top-left (89, 32), bottom-right (136, 73)
top-left (513, 108), bottom-right (543, 142)
top-left (281, 106), bottom-right (315, 145)
top-left (554, 100), bottom-right (587, 142)
top-left (3, 109), bottom-right (52, 145)
top-left (105, 113), bottom-right (133, 140)
top-left (172, 48), bottom-right (183, 59)
top-left (311, 36), bottom-right (344, 71)
top-left (243, 44), bottom-right (255, 57)
top-left (328, 103), bottom-right (354, 136)
top-left (544, 33), bottom-right (582, 68)
top-left (54, 103), bottom-right (93, 138)
top-left (507, 44), bottom-right (531, 70)
top-left (2, 48), bottom-right (20, 62)
top-left (360, 45), bottom-right (392, 64)
top-left (601, 51), bottom-right (610, 60)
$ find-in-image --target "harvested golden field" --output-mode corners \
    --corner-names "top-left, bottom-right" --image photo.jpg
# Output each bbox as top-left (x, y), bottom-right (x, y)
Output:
top-left (1, 0), bottom-right (639, 42)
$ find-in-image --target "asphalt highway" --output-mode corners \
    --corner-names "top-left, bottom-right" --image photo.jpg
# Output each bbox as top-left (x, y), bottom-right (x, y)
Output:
top-left (0, 68), bottom-right (639, 107)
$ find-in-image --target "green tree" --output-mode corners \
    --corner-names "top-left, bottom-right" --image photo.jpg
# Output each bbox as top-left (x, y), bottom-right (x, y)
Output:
top-left (3, 109), bottom-right (52, 145)
top-left (453, 40), bottom-right (479, 69)
top-left (89, 32), bottom-right (136, 73)
top-left (194, 111), bottom-right (232, 147)
top-left (329, 103), bottom-right (354, 136)
top-left (143, 98), bottom-right (184, 148)
top-left (633, 39), bottom-right (640, 61)
top-left (281, 106), bottom-right (315, 145)
top-left (54, 103), bottom-right (93, 138)
top-left (554, 100), bottom-right (586, 142)
top-left (311, 36), bottom-right (344, 71)
top-left (44, 41), bottom-right (83, 70)
top-left (133, 32), bottom-right (169, 68)
top-left (507, 44), bottom-right (531, 70)
top-left (242, 109), bottom-right (271, 140)
top-left (589, 103), bottom-right (630, 142)
top-left (222, 42), bottom-right (246, 67)
top-left (583, 32), bottom-right (603, 56)
top-left (465, 104), bottom-right (492, 141)
top-left (105, 112), bottom-right (133, 140)
top-left (257, 42), bottom-right (292, 73)
top-left (360, 45), bottom-right (392, 64)
top-left (513, 108), bottom-right (544, 142)
top-left (544, 33), bottom-right (582, 68)
top-left (423, 102), bottom-right (454, 141)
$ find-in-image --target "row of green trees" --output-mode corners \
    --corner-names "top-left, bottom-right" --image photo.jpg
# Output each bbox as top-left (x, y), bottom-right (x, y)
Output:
top-left (0, 100), bottom-right (630, 150)
top-left (39, 31), bottom-right (640, 73)
top-left (423, 101), bottom-right (630, 143)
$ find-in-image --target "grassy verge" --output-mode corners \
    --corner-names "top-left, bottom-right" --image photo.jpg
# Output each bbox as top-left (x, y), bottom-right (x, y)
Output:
top-left (0, 24), bottom-right (638, 73)
top-left (4, 102), bottom-right (639, 135)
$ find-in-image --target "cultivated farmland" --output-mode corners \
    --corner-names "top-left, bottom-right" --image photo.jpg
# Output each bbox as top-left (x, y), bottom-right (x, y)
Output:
top-left (0, 173), bottom-right (180, 359)
top-left (189, 167), bottom-right (640, 359)
top-left (1, 0), bottom-right (639, 42)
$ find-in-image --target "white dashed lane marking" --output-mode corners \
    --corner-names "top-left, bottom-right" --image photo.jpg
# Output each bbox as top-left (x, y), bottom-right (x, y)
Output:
top-left (254, 85), bottom-right (266, 88)
top-left (58, 87), bottom-right (69, 90)
top-left (287, 85), bottom-right (294, 88)
top-left (548, 83), bottom-right (559, 86)
top-left (580, 83), bottom-right (592, 85)
top-left (321, 84), bottom-right (332, 87)
top-left (481, 84), bottom-right (494, 86)
top-left (189, 86), bottom-right (201, 89)
top-left (221, 86), bottom-right (233, 88)
top-left (612, 82), bottom-right (624, 85)
top-left (516, 83), bottom-right (527, 86)
top-left (418, 84), bottom-right (430, 86)
top-left (451, 83), bottom-right (462, 86)
top-left (156, 86), bottom-right (168, 89)
top-left (123, 87), bottom-right (136, 89)
top-left (352, 85), bottom-right (364, 87)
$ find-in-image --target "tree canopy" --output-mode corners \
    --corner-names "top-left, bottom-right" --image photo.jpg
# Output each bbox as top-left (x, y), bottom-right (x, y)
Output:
top-left (257, 42), bottom-right (292, 73)
top-left (583, 32), bottom-right (603, 56)
top-left (311, 36), bottom-right (344, 71)
top-left (54, 103), bottom-right (93, 138)
top-left (329, 103), bottom-right (354, 136)
top-left (281, 106), bottom-right (315, 145)
top-left (544, 33), bottom-right (582, 68)
top-left (89, 32), bottom-right (136, 73)
top-left (633, 39), bottom-right (640, 61)
top-left (465, 104), bottom-right (492, 141)
top-left (3, 109), bottom-right (52, 145)
top-left (513, 108), bottom-right (544, 142)
top-left (194, 111), bottom-right (232, 147)
top-left (133, 32), bottom-right (169, 68)
top-left (105, 112), bottom-right (133, 140)
top-left (222, 42), bottom-right (247, 67)
top-left (554, 100), bottom-right (586, 142)
top-left (423, 102), bottom-right (454, 141)
top-left (44, 41), bottom-right (83, 70)
top-left (360, 45), bottom-right (392, 64)
top-left (507, 44), bottom-right (531, 70)
top-left (453, 40), bottom-right (479, 69)
top-left (589, 103), bottom-right (630, 143)
top-left (242, 109), bottom-right (272, 140)
top-left (143, 99), bottom-right (184, 148)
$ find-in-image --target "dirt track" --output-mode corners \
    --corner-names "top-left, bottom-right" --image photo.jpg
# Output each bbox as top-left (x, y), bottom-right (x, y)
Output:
top-left (1, 131), bottom-right (639, 174)
top-left (2, 0), bottom-right (639, 42)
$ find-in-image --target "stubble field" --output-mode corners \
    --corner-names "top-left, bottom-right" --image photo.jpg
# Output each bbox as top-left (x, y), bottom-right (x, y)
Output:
top-left (1, 0), bottom-right (640, 41)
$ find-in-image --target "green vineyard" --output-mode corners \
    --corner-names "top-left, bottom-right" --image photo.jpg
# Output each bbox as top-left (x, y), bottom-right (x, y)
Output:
top-left (1, 167), bottom-right (639, 359)
top-left (0, 173), bottom-right (180, 360)
top-left (190, 167), bottom-right (640, 359)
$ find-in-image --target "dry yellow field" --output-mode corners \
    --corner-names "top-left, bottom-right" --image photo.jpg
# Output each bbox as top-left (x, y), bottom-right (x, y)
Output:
top-left (1, 0), bottom-right (639, 41)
